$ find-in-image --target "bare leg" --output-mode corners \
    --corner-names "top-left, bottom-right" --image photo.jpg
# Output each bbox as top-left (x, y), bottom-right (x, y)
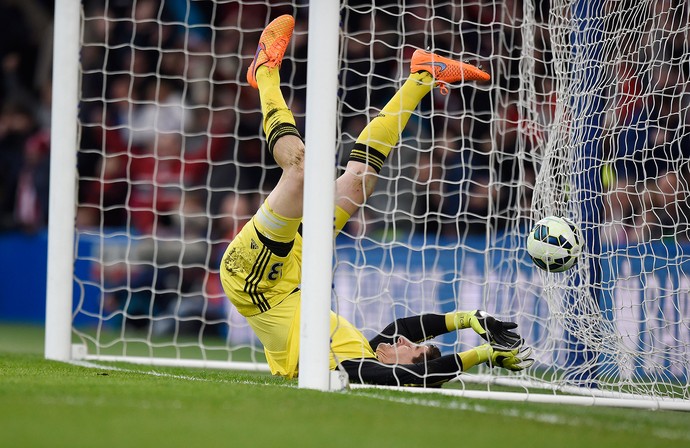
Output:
top-left (265, 135), bottom-right (305, 219)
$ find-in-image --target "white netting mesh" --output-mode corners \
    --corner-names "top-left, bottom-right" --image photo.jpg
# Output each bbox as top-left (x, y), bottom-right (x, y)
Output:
top-left (68, 0), bottom-right (690, 403)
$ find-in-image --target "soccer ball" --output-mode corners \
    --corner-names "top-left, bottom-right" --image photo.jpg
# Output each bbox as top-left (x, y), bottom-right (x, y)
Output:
top-left (526, 216), bottom-right (583, 272)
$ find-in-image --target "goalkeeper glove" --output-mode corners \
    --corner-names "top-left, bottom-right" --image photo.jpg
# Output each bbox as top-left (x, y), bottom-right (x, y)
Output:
top-left (459, 310), bottom-right (522, 349)
top-left (475, 343), bottom-right (535, 372)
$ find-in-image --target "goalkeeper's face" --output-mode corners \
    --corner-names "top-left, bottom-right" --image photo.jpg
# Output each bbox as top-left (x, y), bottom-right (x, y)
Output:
top-left (376, 336), bottom-right (439, 365)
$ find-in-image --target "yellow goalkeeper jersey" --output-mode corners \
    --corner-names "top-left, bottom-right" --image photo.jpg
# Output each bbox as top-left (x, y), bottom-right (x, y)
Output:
top-left (220, 215), bottom-right (376, 378)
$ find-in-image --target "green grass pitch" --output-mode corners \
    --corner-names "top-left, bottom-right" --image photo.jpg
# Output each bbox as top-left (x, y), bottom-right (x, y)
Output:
top-left (1, 323), bottom-right (688, 448)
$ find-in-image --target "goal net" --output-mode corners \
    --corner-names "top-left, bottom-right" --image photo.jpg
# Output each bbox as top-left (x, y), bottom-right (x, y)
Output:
top-left (50, 0), bottom-right (690, 409)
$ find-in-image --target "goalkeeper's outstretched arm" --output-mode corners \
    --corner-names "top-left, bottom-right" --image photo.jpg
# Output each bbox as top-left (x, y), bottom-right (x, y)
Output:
top-left (368, 311), bottom-right (523, 351)
top-left (341, 343), bottom-right (534, 386)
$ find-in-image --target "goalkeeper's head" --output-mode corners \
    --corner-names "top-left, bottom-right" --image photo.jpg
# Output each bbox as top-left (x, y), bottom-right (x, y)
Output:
top-left (375, 336), bottom-right (441, 365)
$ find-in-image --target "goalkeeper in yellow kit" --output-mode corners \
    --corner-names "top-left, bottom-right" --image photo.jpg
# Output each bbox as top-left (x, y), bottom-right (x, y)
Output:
top-left (220, 15), bottom-right (534, 386)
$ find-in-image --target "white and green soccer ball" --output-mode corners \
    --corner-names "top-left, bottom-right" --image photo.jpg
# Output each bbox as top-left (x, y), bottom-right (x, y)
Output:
top-left (526, 216), bottom-right (584, 272)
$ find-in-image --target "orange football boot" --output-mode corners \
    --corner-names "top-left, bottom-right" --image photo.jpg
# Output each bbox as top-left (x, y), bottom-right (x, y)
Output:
top-left (410, 49), bottom-right (490, 94)
top-left (246, 15), bottom-right (295, 89)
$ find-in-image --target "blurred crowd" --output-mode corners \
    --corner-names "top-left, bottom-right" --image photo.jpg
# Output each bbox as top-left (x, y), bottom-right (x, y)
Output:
top-left (0, 0), bottom-right (53, 233)
top-left (1, 0), bottom-right (689, 333)
top-left (1, 1), bottom-right (688, 245)
top-left (598, 0), bottom-right (690, 245)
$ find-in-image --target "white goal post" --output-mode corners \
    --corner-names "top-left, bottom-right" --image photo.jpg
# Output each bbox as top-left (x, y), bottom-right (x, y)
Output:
top-left (297, 0), bottom-right (340, 391)
top-left (46, 0), bottom-right (690, 411)
top-left (45, 0), bottom-right (80, 362)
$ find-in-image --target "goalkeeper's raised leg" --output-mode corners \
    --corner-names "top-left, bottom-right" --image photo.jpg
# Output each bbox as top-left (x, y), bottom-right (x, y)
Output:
top-left (331, 48), bottom-right (490, 233)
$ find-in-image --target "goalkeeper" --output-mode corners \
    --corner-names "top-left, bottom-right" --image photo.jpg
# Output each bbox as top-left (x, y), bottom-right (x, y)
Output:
top-left (220, 15), bottom-right (534, 386)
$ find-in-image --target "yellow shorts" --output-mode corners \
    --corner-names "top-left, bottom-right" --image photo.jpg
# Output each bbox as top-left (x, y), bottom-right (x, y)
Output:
top-left (219, 201), bottom-right (375, 378)
top-left (219, 204), bottom-right (304, 377)
top-left (220, 215), bottom-right (302, 318)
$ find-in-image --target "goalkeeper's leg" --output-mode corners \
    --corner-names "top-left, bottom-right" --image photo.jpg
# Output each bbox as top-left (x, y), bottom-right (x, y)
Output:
top-left (333, 51), bottom-right (490, 233)
top-left (333, 71), bottom-right (433, 232)
top-left (251, 23), bottom-right (492, 234)
top-left (249, 15), bottom-right (305, 226)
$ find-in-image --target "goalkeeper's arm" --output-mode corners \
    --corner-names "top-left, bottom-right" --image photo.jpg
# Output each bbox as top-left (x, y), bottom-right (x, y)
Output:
top-left (368, 311), bottom-right (523, 350)
top-left (340, 343), bottom-right (534, 386)
top-left (449, 310), bottom-right (523, 348)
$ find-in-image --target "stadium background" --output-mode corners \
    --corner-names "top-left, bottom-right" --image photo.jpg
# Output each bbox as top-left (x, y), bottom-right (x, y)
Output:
top-left (1, 0), bottom-right (690, 397)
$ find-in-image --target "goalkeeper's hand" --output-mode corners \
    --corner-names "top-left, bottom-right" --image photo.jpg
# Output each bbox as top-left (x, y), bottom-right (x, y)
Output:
top-left (487, 344), bottom-right (535, 372)
top-left (467, 310), bottom-right (522, 349)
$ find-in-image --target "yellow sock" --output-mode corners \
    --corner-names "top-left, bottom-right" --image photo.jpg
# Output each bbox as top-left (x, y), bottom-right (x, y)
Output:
top-left (349, 72), bottom-right (433, 172)
top-left (256, 66), bottom-right (301, 153)
top-left (255, 199), bottom-right (301, 243)
top-left (334, 205), bottom-right (351, 235)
